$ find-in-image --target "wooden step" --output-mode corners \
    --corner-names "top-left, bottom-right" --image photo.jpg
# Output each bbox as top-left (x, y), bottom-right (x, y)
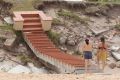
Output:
top-left (26, 34), bottom-right (48, 38)
top-left (23, 22), bottom-right (42, 28)
top-left (23, 22), bottom-right (41, 26)
top-left (30, 40), bottom-right (53, 44)
top-left (38, 49), bottom-right (61, 53)
top-left (23, 30), bottom-right (44, 33)
top-left (29, 39), bottom-right (51, 42)
top-left (24, 17), bottom-right (40, 23)
top-left (32, 42), bottom-right (55, 47)
top-left (37, 47), bottom-right (60, 51)
top-left (23, 28), bottom-right (42, 32)
top-left (26, 37), bottom-right (49, 40)
top-left (21, 14), bottom-right (39, 18)
top-left (25, 33), bottom-right (46, 36)
top-left (23, 25), bottom-right (42, 28)
top-left (31, 42), bottom-right (54, 47)
top-left (26, 36), bottom-right (48, 39)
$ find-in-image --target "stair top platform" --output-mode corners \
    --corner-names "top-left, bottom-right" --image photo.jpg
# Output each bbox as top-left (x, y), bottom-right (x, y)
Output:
top-left (13, 11), bottom-right (52, 21)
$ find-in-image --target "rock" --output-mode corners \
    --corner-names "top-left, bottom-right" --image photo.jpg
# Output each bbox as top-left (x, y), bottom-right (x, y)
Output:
top-left (111, 52), bottom-right (120, 61)
top-left (0, 30), bottom-right (16, 39)
top-left (17, 44), bottom-right (27, 53)
top-left (85, 6), bottom-right (100, 16)
top-left (0, 56), bottom-right (5, 62)
top-left (99, 5), bottom-right (109, 16)
top-left (33, 1), bottom-right (45, 10)
top-left (59, 36), bottom-right (67, 45)
top-left (27, 63), bottom-right (48, 73)
top-left (60, 47), bottom-right (67, 52)
top-left (109, 63), bottom-right (116, 69)
top-left (0, 49), bottom-right (5, 62)
top-left (67, 40), bottom-right (76, 46)
top-left (66, 35), bottom-right (77, 46)
top-left (111, 45), bottom-right (120, 51)
top-left (0, 40), bottom-right (4, 48)
top-left (4, 17), bottom-right (13, 25)
top-left (0, 20), bottom-right (4, 26)
top-left (8, 65), bottom-right (31, 73)
top-left (4, 38), bottom-right (16, 50)
top-left (0, 64), bottom-right (13, 72)
top-left (116, 61), bottom-right (120, 68)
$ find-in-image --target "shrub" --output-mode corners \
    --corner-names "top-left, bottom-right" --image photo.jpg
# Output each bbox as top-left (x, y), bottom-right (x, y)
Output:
top-left (57, 9), bottom-right (88, 25)
top-left (115, 24), bottom-right (120, 30)
top-left (52, 18), bottom-right (62, 25)
top-left (46, 30), bottom-right (60, 46)
top-left (74, 50), bottom-right (83, 56)
top-left (17, 54), bottom-right (32, 65)
top-left (15, 31), bottom-right (25, 44)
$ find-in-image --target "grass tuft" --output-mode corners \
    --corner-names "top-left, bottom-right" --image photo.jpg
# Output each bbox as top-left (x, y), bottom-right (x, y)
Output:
top-left (46, 30), bottom-right (60, 46)
top-left (57, 10), bottom-right (88, 25)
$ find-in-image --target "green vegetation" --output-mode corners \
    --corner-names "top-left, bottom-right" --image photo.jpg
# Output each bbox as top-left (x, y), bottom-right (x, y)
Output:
top-left (115, 24), bottom-right (120, 30)
top-left (86, 0), bottom-right (120, 4)
top-left (32, 0), bottom-right (43, 9)
top-left (52, 18), bottom-right (62, 25)
top-left (15, 31), bottom-right (25, 44)
top-left (17, 54), bottom-right (32, 65)
top-left (0, 24), bottom-right (13, 30)
top-left (57, 10), bottom-right (88, 25)
top-left (74, 50), bottom-right (83, 56)
top-left (4, 0), bottom-right (37, 11)
top-left (46, 30), bottom-right (60, 46)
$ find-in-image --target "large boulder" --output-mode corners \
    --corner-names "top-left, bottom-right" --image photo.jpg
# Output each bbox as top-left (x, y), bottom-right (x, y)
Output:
top-left (59, 36), bottom-right (67, 45)
top-left (4, 17), bottom-right (13, 25)
top-left (85, 6), bottom-right (100, 16)
top-left (67, 39), bottom-right (76, 46)
top-left (66, 35), bottom-right (77, 46)
top-left (4, 38), bottom-right (16, 51)
top-left (8, 65), bottom-right (31, 73)
top-left (17, 44), bottom-right (27, 53)
top-left (109, 63), bottom-right (116, 69)
top-left (99, 5), bottom-right (110, 16)
top-left (27, 63), bottom-right (48, 74)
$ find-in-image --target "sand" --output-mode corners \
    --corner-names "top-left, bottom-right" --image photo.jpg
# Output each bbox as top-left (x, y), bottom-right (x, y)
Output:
top-left (0, 73), bottom-right (119, 80)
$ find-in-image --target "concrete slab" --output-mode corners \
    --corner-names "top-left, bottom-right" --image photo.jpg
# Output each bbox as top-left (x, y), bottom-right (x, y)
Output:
top-left (4, 38), bottom-right (16, 47)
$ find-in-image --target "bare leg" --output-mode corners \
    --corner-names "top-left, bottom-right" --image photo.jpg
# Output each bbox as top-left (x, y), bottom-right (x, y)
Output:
top-left (88, 59), bottom-right (92, 74)
top-left (85, 59), bottom-right (88, 73)
top-left (102, 60), bottom-right (106, 71)
top-left (97, 54), bottom-right (100, 68)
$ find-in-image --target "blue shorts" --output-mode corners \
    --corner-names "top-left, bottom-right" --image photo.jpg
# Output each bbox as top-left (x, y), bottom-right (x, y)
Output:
top-left (84, 51), bottom-right (92, 59)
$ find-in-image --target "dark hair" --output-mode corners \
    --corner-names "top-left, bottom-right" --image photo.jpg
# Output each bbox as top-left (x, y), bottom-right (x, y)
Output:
top-left (85, 39), bottom-right (89, 45)
top-left (100, 37), bottom-right (106, 49)
top-left (100, 37), bottom-right (105, 43)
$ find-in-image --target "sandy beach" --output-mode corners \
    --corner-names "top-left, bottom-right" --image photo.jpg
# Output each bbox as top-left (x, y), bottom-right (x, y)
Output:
top-left (0, 73), bottom-right (119, 80)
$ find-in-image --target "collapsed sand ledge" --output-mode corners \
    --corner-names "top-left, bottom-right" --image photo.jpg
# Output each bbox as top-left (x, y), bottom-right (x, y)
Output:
top-left (0, 73), bottom-right (119, 80)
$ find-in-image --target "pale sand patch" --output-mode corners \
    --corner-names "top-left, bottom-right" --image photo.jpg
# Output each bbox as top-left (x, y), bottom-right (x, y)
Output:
top-left (0, 73), bottom-right (119, 80)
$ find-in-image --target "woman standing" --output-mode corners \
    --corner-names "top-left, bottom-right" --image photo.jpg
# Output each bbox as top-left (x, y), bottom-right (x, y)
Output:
top-left (97, 37), bottom-right (108, 71)
top-left (82, 39), bottom-right (93, 73)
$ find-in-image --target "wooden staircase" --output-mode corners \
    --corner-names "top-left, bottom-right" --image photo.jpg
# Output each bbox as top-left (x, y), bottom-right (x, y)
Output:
top-left (16, 12), bottom-right (85, 73)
